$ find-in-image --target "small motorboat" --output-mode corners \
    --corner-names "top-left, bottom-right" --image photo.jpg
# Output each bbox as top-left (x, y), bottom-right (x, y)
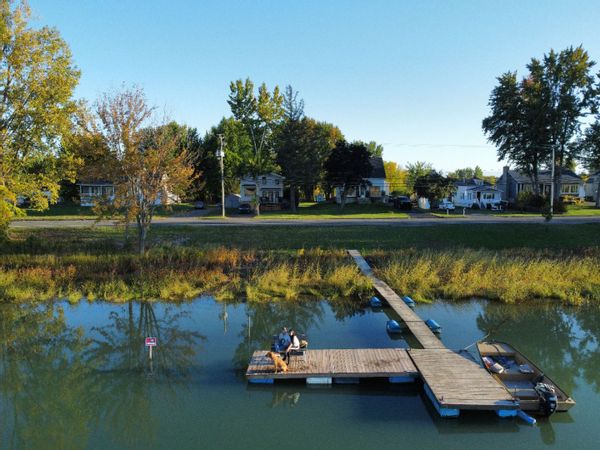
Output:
top-left (402, 296), bottom-right (416, 308)
top-left (386, 319), bottom-right (405, 334)
top-left (425, 318), bottom-right (441, 333)
top-left (477, 341), bottom-right (575, 416)
top-left (369, 296), bottom-right (383, 308)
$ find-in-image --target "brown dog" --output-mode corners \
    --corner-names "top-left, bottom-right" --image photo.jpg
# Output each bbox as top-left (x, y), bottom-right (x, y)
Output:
top-left (266, 351), bottom-right (289, 373)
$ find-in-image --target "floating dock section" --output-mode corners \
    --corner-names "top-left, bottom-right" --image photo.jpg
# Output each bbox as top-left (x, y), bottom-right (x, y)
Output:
top-left (247, 349), bottom-right (418, 384)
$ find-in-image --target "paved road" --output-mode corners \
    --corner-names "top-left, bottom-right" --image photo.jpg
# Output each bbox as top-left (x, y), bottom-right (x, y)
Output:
top-left (10, 215), bottom-right (600, 228)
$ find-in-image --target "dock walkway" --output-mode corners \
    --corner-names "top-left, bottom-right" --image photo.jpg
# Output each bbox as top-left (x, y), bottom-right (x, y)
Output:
top-left (348, 249), bottom-right (444, 349)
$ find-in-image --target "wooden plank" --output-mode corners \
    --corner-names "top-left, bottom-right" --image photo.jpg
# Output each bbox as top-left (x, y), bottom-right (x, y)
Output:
top-left (348, 249), bottom-right (443, 349)
top-left (246, 349), bottom-right (419, 380)
top-left (410, 349), bottom-right (518, 410)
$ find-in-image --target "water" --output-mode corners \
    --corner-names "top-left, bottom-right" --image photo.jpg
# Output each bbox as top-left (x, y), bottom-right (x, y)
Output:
top-left (1, 297), bottom-right (599, 450)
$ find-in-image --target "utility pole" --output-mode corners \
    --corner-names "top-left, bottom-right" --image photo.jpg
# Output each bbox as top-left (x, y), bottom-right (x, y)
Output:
top-left (217, 134), bottom-right (226, 218)
top-left (549, 144), bottom-right (555, 219)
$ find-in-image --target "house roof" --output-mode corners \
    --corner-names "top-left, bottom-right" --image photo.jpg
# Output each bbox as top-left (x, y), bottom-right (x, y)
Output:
top-left (466, 185), bottom-right (503, 193)
top-left (453, 177), bottom-right (492, 187)
top-left (369, 157), bottom-right (386, 179)
top-left (503, 168), bottom-right (583, 184)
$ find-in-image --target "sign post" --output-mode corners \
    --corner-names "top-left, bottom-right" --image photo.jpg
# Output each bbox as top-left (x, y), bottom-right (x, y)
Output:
top-left (145, 337), bottom-right (157, 360)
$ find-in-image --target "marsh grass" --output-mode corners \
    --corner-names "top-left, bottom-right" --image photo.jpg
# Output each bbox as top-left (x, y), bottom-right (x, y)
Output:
top-left (0, 246), bottom-right (372, 303)
top-left (2, 225), bottom-right (600, 305)
top-left (370, 248), bottom-right (600, 305)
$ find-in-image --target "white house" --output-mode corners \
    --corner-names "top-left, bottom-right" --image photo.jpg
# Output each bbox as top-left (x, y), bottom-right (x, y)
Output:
top-left (77, 180), bottom-right (179, 207)
top-left (239, 173), bottom-right (284, 205)
top-left (334, 157), bottom-right (389, 204)
top-left (451, 178), bottom-right (503, 208)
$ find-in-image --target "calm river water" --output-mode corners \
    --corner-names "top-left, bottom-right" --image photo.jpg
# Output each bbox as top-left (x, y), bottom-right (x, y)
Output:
top-left (1, 297), bottom-right (598, 450)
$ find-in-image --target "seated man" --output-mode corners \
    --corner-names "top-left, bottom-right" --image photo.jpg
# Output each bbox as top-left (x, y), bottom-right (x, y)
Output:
top-left (284, 329), bottom-right (301, 363)
top-left (275, 327), bottom-right (291, 353)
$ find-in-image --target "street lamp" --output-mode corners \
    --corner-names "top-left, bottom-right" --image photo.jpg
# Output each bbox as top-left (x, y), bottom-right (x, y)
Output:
top-left (216, 135), bottom-right (225, 218)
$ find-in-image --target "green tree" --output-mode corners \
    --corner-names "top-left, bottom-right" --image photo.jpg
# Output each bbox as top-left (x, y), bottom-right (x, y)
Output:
top-left (384, 161), bottom-right (408, 195)
top-left (581, 120), bottom-right (600, 206)
top-left (324, 141), bottom-right (372, 209)
top-left (276, 86), bottom-right (306, 211)
top-left (448, 166), bottom-right (484, 180)
top-left (405, 161), bottom-right (433, 195)
top-left (0, 0), bottom-right (80, 233)
top-left (483, 46), bottom-right (596, 200)
top-left (227, 78), bottom-right (284, 214)
top-left (414, 170), bottom-right (454, 202)
top-left (483, 71), bottom-right (550, 195)
top-left (355, 140), bottom-right (384, 157)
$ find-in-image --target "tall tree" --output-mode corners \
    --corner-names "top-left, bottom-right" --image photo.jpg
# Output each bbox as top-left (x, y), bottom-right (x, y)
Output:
top-left (483, 47), bottom-right (596, 199)
top-left (384, 161), bottom-right (408, 195)
top-left (483, 72), bottom-right (550, 195)
top-left (0, 0), bottom-right (80, 233)
top-left (227, 78), bottom-right (283, 214)
top-left (537, 47), bottom-right (596, 199)
top-left (324, 141), bottom-right (372, 209)
top-left (276, 86), bottom-right (305, 211)
top-left (581, 120), bottom-right (600, 206)
top-left (84, 87), bottom-right (194, 254)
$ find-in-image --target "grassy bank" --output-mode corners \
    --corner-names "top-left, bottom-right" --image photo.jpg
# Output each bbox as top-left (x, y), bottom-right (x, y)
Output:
top-left (1, 223), bottom-right (599, 304)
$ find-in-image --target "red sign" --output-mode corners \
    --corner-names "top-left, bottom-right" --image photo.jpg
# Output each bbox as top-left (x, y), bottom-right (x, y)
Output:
top-left (145, 337), bottom-right (157, 347)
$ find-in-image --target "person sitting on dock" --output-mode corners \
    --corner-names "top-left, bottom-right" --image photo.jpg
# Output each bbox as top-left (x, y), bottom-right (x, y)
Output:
top-left (275, 327), bottom-right (291, 353)
top-left (284, 329), bottom-right (301, 363)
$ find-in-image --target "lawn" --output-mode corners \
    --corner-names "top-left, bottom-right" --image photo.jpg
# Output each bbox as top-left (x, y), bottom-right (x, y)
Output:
top-left (432, 203), bottom-right (600, 218)
top-left (254, 202), bottom-right (409, 219)
top-left (6, 222), bottom-right (600, 252)
top-left (17, 203), bottom-right (196, 220)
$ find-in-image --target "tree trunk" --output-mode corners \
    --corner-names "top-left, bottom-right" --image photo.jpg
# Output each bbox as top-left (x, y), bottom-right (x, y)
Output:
top-left (254, 176), bottom-right (260, 216)
top-left (340, 186), bottom-right (346, 210)
top-left (137, 215), bottom-right (148, 255)
top-left (596, 182), bottom-right (600, 208)
top-left (290, 184), bottom-right (296, 212)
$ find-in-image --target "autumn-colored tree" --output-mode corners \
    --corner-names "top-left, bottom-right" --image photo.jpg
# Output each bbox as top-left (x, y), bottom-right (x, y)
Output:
top-left (81, 87), bottom-right (194, 253)
top-left (0, 0), bottom-right (80, 234)
top-left (384, 161), bottom-right (408, 195)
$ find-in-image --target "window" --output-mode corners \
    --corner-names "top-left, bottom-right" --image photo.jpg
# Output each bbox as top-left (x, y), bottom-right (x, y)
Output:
top-left (261, 176), bottom-right (267, 185)
top-left (483, 192), bottom-right (495, 200)
top-left (369, 186), bottom-right (381, 197)
top-left (243, 185), bottom-right (256, 197)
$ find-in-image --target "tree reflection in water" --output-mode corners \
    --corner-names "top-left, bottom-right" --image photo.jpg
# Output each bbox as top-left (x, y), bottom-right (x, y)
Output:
top-left (84, 301), bottom-right (206, 448)
top-left (0, 301), bottom-right (205, 450)
top-left (0, 303), bottom-right (96, 450)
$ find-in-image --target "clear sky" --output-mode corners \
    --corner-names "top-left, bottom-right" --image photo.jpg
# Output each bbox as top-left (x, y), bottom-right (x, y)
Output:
top-left (30, 0), bottom-right (600, 175)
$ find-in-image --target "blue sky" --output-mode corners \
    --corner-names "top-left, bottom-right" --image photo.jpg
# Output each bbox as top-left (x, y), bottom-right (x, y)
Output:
top-left (30, 0), bottom-right (600, 175)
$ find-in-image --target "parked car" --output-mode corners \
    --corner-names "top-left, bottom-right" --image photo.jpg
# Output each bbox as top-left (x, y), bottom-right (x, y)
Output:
top-left (238, 203), bottom-right (252, 214)
top-left (194, 200), bottom-right (205, 209)
top-left (438, 200), bottom-right (455, 210)
top-left (392, 196), bottom-right (412, 210)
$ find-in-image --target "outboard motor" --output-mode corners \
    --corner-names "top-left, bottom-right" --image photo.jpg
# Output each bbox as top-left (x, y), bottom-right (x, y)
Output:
top-left (535, 382), bottom-right (558, 416)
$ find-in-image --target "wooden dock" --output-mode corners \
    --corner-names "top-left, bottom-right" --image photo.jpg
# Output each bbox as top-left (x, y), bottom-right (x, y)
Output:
top-left (246, 349), bottom-right (418, 383)
top-left (244, 250), bottom-right (520, 418)
top-left (348, 249), bottom-right (444, 349)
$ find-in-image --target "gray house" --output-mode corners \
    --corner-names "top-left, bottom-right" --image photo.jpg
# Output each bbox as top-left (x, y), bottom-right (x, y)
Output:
top-left (584, 171), bottom-right (600, 201)
top-left (497, 166), bottom-right (585, 204)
